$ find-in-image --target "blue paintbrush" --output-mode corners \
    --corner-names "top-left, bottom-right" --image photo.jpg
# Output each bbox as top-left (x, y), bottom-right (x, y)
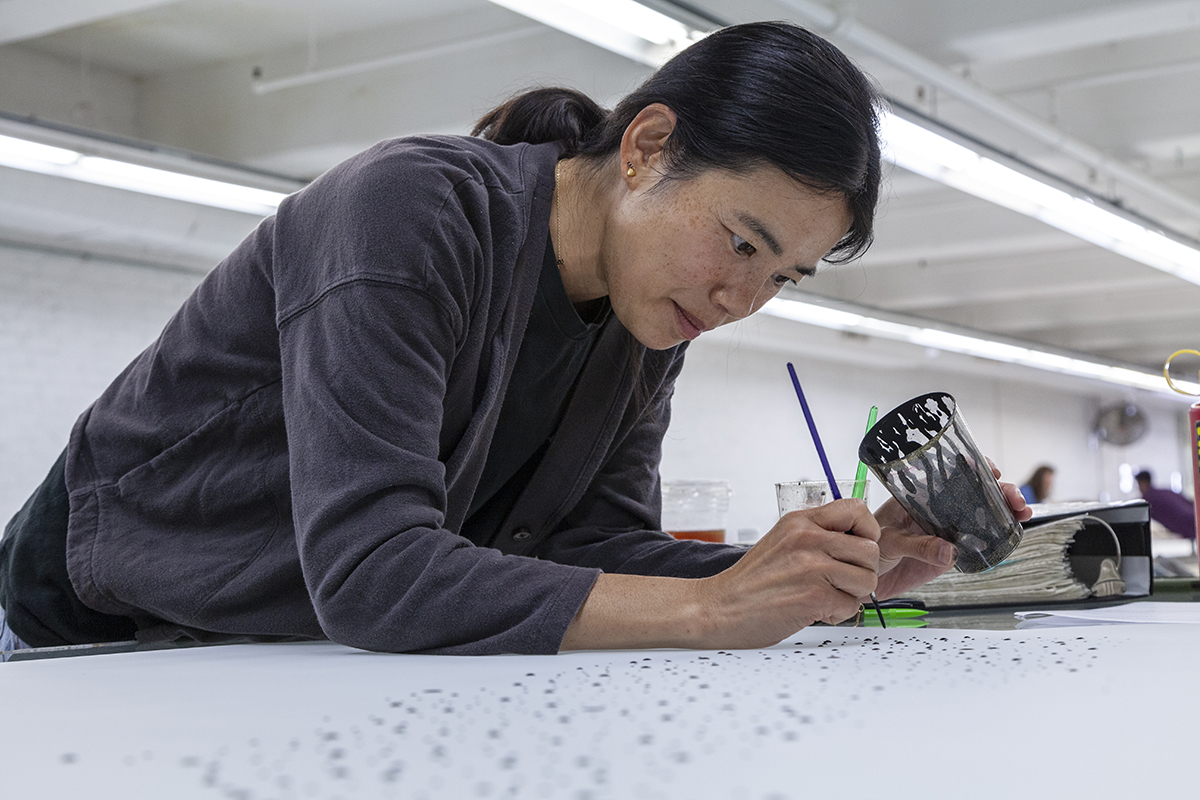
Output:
top-left (786, 362), bottom-right (885, 628)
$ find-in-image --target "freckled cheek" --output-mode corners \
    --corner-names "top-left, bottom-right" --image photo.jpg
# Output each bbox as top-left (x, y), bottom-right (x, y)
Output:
top-left (676, 262), bottom-right (708, 284)
top-left (670, 241), bottom-right (723, 285)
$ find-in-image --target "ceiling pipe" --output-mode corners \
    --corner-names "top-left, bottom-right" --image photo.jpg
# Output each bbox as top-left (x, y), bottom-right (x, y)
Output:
top-left (252, 25), bottom-right (547, 94)
top-left (775, 0), bottom-right (1200, 223)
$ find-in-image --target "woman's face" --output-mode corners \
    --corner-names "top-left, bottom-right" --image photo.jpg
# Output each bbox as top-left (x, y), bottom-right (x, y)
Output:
top-left (600, 164), bottom-right (853, 350)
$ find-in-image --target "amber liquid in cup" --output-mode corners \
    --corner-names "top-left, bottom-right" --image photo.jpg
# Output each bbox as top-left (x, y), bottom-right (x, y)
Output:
top-left (662, 480), bottom-right (730, 545)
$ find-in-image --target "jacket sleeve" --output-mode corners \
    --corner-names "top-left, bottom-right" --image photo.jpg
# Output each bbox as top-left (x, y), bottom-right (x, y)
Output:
top-left (532, 347), bottom-right (746, 578)
top-left (275, 149), bottom-right (599, 656)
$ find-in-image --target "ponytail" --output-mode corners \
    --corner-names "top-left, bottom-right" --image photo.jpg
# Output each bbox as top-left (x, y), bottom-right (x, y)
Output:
top-left (471, 87), bottom-right (607, 157)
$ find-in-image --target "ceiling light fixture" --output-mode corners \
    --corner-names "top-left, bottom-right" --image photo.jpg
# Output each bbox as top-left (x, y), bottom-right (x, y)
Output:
top-left (761, 295), bottom-right (1197, 396)
top-left (880, 112), bottom-right (1200, 286)
top-left (493, 1), bottom-right (1200, 286)
top-left (480, 2), bottom-right (1199, 396)
top-left (0, 133), bottom-right (289, 215)
top-left (486, 0), bottom-right (706, 66)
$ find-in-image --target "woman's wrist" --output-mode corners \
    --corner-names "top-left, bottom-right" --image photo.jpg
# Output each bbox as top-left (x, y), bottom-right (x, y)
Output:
top-left (559, 572), bottom-right (717, 651)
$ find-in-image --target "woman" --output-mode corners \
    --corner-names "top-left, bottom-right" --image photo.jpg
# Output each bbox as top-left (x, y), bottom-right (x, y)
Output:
top-left (0, 22), bottom-right (1030, 656)
top-left (1019, 465), bottom-right (1055, 504)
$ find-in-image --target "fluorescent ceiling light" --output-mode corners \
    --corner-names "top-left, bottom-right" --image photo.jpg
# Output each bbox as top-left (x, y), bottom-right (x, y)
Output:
top-left (880, 112), bottom-right (1200, 286)
top-left (761, 295), bottom-right (1199, 396)
top-left (472, 5), bottom-right (1199, 395)
top-left (492, 3), bottom-right (1200, 286)
top-left (0, 133), bottom-right (288, 215)
top-left (487, 0), bottom-right (705, 66)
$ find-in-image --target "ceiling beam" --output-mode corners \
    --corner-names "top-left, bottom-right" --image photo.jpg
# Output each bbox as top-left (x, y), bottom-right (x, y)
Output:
top-left (857, 230), bottom-right (1084, 268)
top-left (805, 244), bottom-right (1184, 323)
top-left (135, 10), bottom-right (650, 176)
top-left (0, 0), bottom-right (183, 46)
top-left (913, 282), bottom-right (1200, 336)
top-left (775, 0), bottom-right (1200, 222)
top-left (948, 0), bottom-right (1200, 63)
top-left (1037, 316), bottom-right (1200, 351)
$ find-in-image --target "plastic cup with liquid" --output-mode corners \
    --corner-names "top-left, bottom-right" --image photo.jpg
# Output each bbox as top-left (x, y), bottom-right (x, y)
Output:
top-left (661, 480), bottom-right (731, 543)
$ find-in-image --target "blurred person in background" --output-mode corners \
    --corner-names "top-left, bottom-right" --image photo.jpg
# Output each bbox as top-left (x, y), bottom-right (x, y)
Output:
top-left (1135, 470), bottom-right (1196, 540)
top-left (1019, 465), bottom-right (1055, 505)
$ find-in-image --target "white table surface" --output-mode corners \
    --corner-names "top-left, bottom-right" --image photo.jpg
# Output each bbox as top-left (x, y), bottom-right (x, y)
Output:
top-left (2, 620), bottom-right (1196, 799)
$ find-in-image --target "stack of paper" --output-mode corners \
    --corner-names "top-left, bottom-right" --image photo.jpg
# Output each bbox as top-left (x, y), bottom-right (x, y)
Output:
top-left (902, 516), bottom-right (1093, 607)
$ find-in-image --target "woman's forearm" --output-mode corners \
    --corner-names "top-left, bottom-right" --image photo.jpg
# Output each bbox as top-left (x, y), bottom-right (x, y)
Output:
top-left (558, 573), bottom-right (713, 651)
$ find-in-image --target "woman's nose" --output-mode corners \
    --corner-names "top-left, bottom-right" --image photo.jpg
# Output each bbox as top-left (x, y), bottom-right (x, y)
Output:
top-left (713, 274), bottom-right (777, 320)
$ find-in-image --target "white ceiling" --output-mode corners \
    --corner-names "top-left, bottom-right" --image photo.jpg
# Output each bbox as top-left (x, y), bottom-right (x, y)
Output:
top-left (1, 0), bottom-right (1198, 379)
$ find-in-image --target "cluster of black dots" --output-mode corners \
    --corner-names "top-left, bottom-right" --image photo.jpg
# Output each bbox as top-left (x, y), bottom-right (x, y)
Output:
top-left (64, 630), bottom-right (1109, 799)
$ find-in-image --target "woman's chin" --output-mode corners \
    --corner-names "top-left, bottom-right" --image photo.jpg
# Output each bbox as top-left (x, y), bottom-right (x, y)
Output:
top-left (632, 329), bottom-right (686, 351)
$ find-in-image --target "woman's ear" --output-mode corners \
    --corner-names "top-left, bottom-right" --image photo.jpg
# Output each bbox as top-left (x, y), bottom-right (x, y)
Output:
top-left (620, 103), bottom-right (678, 188)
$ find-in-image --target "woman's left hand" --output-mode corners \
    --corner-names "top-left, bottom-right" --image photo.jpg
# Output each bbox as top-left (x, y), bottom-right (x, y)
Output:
top-left (869, 460), bottom-right (1033, 600)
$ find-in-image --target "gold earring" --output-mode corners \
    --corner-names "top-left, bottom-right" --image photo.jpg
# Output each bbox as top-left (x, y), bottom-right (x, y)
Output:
top-left (626, 161), bottom-right (636, 177)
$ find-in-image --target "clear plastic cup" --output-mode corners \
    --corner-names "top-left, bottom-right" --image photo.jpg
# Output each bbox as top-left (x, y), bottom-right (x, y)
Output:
top-left (661, 479), bottom-right (731, 543)
top-left (858, 392), bottom-right (1022, 573)
top-left (775, 480), bottom-right (867, 516)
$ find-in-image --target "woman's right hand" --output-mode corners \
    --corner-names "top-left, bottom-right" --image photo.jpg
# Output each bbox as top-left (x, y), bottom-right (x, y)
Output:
top-left (559, 499), bottom-right (880, 652)
top-left (691, 499), bottom-right (880, 648)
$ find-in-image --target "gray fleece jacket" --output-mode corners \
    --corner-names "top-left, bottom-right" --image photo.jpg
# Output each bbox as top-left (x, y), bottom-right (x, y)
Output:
top-left (62, 135), bottom-right (743, 655)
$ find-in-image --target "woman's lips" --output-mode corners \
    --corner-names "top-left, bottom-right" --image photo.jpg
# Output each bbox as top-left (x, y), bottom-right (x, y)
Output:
top-left (674, 303), bottom-right (707, 341)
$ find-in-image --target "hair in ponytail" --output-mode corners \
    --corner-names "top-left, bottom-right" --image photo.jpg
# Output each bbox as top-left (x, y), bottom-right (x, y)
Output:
top-left (473, 21), bottom-right (882, 262)
top-left (471, 87), bottom-right (607, 157)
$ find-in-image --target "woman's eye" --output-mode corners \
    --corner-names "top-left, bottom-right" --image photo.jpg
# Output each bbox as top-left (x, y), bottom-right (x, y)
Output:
top-left (772, 274), bottom-right (797, 287)
top-left (732, 233), bottom-right (756, 256)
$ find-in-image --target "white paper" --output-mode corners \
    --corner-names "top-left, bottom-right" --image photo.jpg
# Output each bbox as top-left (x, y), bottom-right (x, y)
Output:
top-left (1, 624), bottom-right (1196, 799)
top-left (1151, 537), bottom-right (1196, 558)
top-left (1015, 600), bottom-right (1200, 625)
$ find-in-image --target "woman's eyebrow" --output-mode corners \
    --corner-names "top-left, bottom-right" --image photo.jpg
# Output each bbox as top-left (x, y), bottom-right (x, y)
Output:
top-left (736, 212), bottom-right (783, 256)
top-left (736, 211), bottom-right (815, 276)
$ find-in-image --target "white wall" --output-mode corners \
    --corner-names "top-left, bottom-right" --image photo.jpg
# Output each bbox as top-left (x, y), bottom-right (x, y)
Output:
top-left (0, 244), bottom-right (202, 519)
top-left (0, 240), bottom-right (1192, 536)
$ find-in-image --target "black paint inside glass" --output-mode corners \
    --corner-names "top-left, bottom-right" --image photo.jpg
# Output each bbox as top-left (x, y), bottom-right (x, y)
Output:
top-left (859, 392), bottom-right (1022, 573)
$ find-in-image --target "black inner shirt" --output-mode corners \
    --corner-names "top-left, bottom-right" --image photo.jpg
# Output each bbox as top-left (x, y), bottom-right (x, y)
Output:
top-left (462, 237), bottom-right (610, 541)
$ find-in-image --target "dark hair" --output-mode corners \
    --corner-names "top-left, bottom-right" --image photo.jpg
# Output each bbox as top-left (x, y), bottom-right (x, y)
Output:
top-left (1135, 470), bottom-right (1152, 484)
top-left (472, 87), bottom-right (606, 152)
top-left (1024, 465), bottom-right (1056, 502)
top-left (473, 21), bottom-right (882, 263)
